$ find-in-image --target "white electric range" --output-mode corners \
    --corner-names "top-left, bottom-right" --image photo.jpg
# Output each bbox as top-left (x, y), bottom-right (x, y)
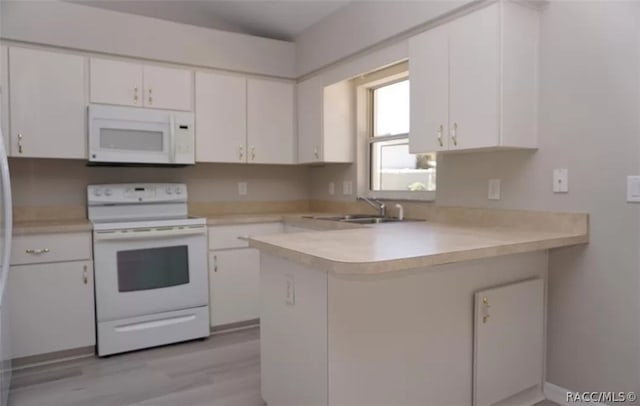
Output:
top-left (88, 183), bottom-right (209, 356)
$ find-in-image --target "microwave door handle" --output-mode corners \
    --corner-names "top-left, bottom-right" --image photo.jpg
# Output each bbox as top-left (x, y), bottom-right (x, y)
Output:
top-left (169, 114), bottom-right (176, 163)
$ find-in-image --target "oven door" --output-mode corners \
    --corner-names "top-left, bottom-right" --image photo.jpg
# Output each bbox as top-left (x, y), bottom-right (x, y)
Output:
top-left (93, 225), bottom-right (208, 322)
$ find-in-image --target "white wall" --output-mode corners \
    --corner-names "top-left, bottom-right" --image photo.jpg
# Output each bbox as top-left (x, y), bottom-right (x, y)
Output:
top-left (310, 0), bottom-right (640, 395)
top-left (295, 1), bottom-right (469, 76)
top-left (439, 1), bottom-right (640, 394)
top-left (9, 159), bottom-right (310, 207)
top-left (1, 0), bottom-right (296, 78)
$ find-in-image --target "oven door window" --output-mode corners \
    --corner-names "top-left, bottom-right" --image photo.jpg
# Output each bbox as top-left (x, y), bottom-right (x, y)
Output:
top-left (117, 246), bottom-right (189, 292)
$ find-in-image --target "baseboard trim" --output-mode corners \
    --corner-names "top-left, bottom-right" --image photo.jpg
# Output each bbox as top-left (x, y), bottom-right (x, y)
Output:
top-left (11, 346), bottom-right (95, 371)
top-left (544, 382), bottom-right (607, 406)
top-left (210, 319), bottom-right (259, 334)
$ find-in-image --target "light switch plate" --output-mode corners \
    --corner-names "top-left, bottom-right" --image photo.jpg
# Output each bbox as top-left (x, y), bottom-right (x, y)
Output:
top-left (329, 182), bottom-right (335, 196)
top-left (627, 176), bottom-right (640, 202)
top-left (238, 182), bottom-right (248, 196)
top-left (343, 181), bottom-right (353, 195)
top-left (488, 179), bottom-right (501, 200)
top-left (553, 168), bottom-right (569, 193)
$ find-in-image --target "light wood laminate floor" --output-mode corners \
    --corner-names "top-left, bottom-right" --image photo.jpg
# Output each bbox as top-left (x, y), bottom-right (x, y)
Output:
top-left (9, 327), bottom-right (559, 406)
top-left (9, 328), bottom-right (263, 406)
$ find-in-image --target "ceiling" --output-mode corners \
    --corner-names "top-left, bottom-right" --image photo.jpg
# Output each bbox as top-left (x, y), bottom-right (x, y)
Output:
top-left (68, 0), bottom-right (350, 41)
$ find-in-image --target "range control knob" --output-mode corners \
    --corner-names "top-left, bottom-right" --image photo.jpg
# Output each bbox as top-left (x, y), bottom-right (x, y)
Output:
top-left (175, 186), bottom-right (182, 195)
top-left (104, 188), bottom-right (112, 197)
top-left (166, 187), bottom-right (173, 195)
top-left (94, 188), bottom-right (102, 197)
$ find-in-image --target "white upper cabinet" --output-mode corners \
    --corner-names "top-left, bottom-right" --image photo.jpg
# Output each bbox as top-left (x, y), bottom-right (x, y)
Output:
top-left (143, 65), bottom-right (192, 111)
top-left (195, 71), bottom-right (247, 163)
top-left (297, 77), bottom-right (354, 164)
top-left (90, 58), bottom-right (193, 111)
top-left (297, 77), bottom-right (323, 163)
top-left (409, 24), bottom-right (449, 153)
top-left (448, 5), bottom-right (500, 150)
top-left (9, 47), bottom-right (87, 159)
top-left (410, 1), bottom-right (539, 153)
top-left (90, 58), bottom-right (143, 107)
top-left (247, 79), bottom-right (295, 164)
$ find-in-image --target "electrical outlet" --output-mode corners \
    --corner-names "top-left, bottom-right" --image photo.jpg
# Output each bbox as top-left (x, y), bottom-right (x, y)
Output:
top-left (553, 169), bottom-right (569, 193)
top-left (343, 180), bottom-right (353, 195)
top-left (285, 275), bottom-right (295, 305)
top-left (329, 182), bottom-right (335, 196)
top-left (488, 179), bottom-right (501, 200)
top-left (238, 182), bottom-right (248, 196)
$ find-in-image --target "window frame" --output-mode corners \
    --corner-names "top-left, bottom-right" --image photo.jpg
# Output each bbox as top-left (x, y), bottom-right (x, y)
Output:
top-left (356, 63), bottom-right (436, 201)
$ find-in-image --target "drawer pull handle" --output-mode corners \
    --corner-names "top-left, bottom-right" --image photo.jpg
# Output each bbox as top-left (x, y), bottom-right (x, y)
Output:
top-left (213, 255), bottom-right (218, 272)
top-left (25, 248), bottom-right (50, 254)
top-left (83, 265), bottom-right (88, 284)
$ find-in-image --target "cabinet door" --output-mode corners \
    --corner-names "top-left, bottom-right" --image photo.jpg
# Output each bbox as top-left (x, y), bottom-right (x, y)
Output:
top-left (247, 79), bottom-right (295, 164)
top-left (8, 261), bottom-right (95, 359)
top-left (143, 65), bottom-right (193, 111)
top-left (409, 25), bottom-right (449, 153)
top-left (195, 72), bottom-right (246, 163)
top-left (10, 48), bottom-right (86, 159)
top-left (209, 249), bottom-right (260, 327)
top-left (473, 278), bottom-right (544, 406)
top-left (297, 77), bottom-right (323, 163)
top-left (449, 3), bottom-right (500, 150)
top-left (90, 58), bottom-right (143, 107)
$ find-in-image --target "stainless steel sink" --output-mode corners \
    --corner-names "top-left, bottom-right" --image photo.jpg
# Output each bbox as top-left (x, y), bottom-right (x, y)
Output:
top-left (303, 214), bottom-right (384, 222)
top-left (342, 217), bottom-right (401, 224)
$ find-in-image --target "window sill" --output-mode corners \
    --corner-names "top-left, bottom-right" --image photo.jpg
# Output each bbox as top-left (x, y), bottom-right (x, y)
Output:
top-left (366, 190), bottom-right (436, 202)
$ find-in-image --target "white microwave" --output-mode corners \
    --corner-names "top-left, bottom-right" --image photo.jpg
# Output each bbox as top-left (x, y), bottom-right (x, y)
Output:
top-left (88, 105), bottom-right (195, 165)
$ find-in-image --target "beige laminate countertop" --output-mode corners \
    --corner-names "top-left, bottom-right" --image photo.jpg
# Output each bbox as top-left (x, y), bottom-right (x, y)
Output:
top-left (11, 212), bottom-right (344, 235)
top-left (248, 221), bottom-right (589, 274)
top-left (14, 219), bottom-right (93, 235)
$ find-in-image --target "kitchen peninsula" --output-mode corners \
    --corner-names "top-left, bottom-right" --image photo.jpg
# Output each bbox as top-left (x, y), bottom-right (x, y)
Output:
top-left (249, 207), bottom-right (589, 406)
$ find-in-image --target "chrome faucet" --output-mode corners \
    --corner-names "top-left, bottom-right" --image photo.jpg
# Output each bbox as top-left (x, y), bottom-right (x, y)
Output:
top-left (358, 196), bottom-right (386, 217)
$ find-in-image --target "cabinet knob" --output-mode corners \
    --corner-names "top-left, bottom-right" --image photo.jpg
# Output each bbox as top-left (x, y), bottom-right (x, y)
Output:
top-left (451, 122), bottom-right (458, 147)
top-left (437, 125), bottom-right (443, 147)
top-left (17, 133), bottom-right (23, 154)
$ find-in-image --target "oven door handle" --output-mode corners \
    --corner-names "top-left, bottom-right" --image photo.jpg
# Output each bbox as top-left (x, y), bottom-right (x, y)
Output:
top-left (94, 227), bottom-right (206, 241)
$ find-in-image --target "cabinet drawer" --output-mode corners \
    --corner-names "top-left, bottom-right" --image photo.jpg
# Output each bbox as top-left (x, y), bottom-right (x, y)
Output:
top-left (208, 223), bottom-right (283, 250)
top-left (11, 233), bottom-right (92, 265)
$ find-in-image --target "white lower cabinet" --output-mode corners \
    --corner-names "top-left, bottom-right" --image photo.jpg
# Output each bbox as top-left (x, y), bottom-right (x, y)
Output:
top-left (8, 260), bottom-right (95, 359)
top-left (208, 249), bottom-right (260, 327)
top-left (207, 222), bottom-right (283, 328)
top-left (473, 278), bottom-right (545, 406)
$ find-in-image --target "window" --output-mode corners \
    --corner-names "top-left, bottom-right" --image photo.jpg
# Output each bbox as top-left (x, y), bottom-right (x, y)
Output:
top-left (368, 78), bottom-right (436, 194)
